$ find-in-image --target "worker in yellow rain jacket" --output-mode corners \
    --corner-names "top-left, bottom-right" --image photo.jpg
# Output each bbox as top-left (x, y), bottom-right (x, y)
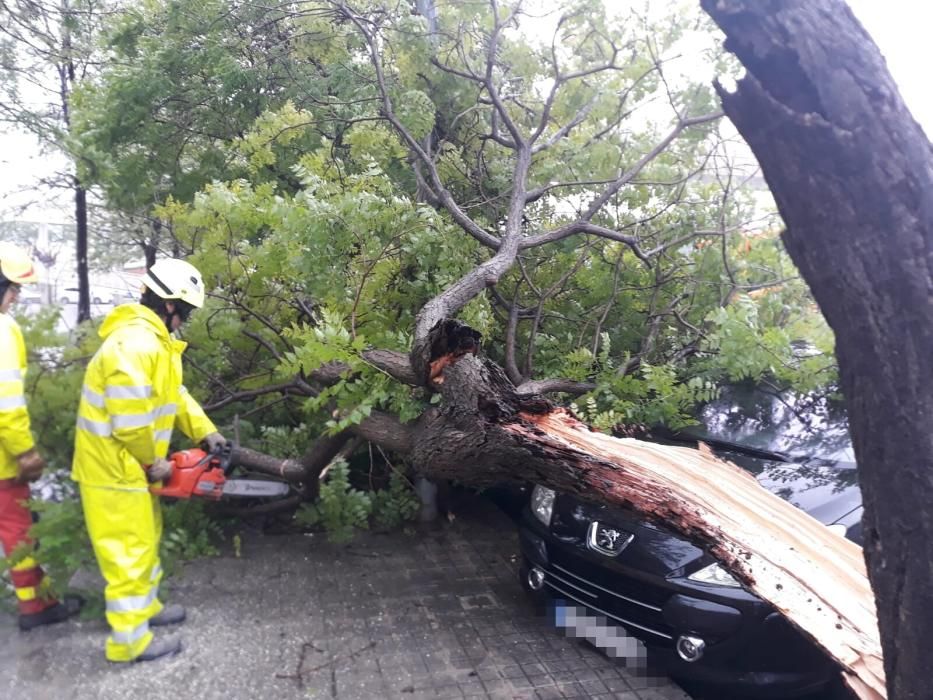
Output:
top-left (72, 258), bottom-right (225, 662)
top-left (0, 243), bottom-right (83, 630)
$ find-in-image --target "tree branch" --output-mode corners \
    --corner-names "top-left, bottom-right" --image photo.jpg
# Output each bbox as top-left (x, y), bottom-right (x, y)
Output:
top-left (582, 111), bottom-right (723, 221)
top-left (522, 221), bottom-right (650, 263)
top-left (503, 286), bottom-right (524, 385)
top-left (333, 1), bottom-right (501, 250)
top-left (348, 410), bottom-right (413, 454)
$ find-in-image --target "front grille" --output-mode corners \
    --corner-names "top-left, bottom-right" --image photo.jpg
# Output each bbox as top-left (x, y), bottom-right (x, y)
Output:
top-left (544, 549), bottom-right (675, 646)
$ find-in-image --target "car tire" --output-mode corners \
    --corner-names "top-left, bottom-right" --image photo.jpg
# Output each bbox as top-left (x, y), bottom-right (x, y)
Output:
top-left (60, 297), bottom-right (69, 304)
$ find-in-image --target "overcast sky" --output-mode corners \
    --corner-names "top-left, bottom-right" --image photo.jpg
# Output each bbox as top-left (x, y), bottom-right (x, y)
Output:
top-left (1, 0), bottom-right (931, 224)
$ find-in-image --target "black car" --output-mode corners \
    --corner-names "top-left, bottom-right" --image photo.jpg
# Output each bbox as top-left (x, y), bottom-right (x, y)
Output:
top-left (517, 389), bottom-right (860, 698)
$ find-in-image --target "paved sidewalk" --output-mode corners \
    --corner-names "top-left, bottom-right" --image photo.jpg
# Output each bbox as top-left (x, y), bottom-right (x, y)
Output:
top-left (1, 497), bottom-right (691, 700)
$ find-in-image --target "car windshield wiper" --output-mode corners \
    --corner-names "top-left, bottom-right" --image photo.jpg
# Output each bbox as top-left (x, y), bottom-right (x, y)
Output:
top-left (651, 427), bottom-right (798, 463)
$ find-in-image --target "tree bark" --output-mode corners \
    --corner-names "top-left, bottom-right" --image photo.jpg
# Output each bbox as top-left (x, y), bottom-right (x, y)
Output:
top-left (699, 2), bottom-right (933, 697)
top-left (144, 220), bottom-right (160, 269)
top-left (230, 445), bottom-right (305, 481)
top-left (75, 179), bottom-right (90, 323)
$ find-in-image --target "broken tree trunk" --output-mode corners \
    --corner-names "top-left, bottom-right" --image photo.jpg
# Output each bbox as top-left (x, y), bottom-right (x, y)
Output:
top-left (699, 2), bottom-right (933, 697)
top-left (410, 322), bottom-right (883, 699)
top-left (530, 412), bottom-right (883, 699)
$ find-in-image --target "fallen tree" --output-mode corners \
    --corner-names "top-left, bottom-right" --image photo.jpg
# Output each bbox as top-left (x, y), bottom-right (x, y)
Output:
top-left (413, 322), bottom-right (885, 698)
top-left (250, 319), bottom-right (884, 698)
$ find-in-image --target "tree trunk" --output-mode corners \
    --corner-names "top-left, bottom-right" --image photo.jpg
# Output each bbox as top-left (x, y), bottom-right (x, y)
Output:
top-left (74, 179), bottom-right (90, 323)
top-left (699, 2), bottom-right (933, 697)
top-left (403, 322), bottom-right (883, 698)
top-left (143, 242), bottom-right (157, 270)
top-left (144, 220), bottom-right (160, 269)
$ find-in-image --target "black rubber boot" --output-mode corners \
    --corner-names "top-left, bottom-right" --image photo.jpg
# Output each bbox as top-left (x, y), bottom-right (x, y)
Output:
top-left (134, 634), bottom-right (182, 662)
top-left (18, 593), bottom-right (85, 631)
top-left (150, 603), bottom-right (186, 627)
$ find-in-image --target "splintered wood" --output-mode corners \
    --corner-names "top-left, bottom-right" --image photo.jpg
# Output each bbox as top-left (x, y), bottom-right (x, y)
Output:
top-left (513, 409), bottom-right (885, 700)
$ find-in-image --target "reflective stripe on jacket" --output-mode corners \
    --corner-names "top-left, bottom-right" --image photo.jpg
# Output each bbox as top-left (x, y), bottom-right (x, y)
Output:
top-left (72, 304), bottom-right (216, 489)
top-left (0, 314), bottom-right (34, 480)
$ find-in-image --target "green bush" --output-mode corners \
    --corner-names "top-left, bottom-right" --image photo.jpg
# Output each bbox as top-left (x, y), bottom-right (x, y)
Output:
top-left (295, 458), bottom-right (420, 543)
top-left (370, 469), bottom-right (420, 531)
top-left (159, 500), bottom-right (224, 575)
top-left (16, 307), bottom-right (92, 470)
top-left (295, 459), bottom-right (371, 544)
top-left (255, 423), bottom-right (312, 459)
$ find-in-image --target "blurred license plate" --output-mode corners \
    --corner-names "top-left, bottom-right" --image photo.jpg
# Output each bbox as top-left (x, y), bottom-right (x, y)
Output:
top-left (549, 599), bottom-right (647, 664)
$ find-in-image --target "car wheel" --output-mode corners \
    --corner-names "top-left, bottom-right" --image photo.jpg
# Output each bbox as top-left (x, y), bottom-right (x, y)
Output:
top-left (60, 297), bottom-right (69, 304)
top-left (93, 296), bottom-right (103, 304)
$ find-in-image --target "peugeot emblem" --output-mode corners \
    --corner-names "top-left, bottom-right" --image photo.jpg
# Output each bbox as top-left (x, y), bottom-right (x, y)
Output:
top-left (587, 521), bottom-right (634, 557)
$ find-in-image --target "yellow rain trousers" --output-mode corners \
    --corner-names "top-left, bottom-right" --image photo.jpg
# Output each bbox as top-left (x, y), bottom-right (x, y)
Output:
top-left (72, 304), bottom-right (215, 661)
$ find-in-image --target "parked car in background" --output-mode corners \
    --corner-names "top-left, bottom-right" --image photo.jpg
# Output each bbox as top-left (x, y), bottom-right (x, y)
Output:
top-left (17, 289), bottom-right (44, 306)
top-left (517, 387), bottom-right (858, 698)
top-left (111, 287), bottom-right (139, 305)
top-left (57, 286), bottom-right (111, 305)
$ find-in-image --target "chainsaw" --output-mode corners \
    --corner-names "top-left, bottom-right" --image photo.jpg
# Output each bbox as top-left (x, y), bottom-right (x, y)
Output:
top-left (150, 443), bottom-right (291, 501)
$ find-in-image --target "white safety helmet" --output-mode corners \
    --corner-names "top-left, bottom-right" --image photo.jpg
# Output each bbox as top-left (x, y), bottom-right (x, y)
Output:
top-left (141, 258), bottom-right (206, 309)
top-left (0, 242), bottom-right (39, 285)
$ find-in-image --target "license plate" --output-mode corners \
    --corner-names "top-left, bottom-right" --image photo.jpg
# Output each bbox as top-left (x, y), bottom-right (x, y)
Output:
top-left (549, 599), bottom-right (647, 665)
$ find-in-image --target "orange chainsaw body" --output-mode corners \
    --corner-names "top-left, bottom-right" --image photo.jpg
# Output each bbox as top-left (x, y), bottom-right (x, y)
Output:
top-left (150, 448), bottom-right (226, 501)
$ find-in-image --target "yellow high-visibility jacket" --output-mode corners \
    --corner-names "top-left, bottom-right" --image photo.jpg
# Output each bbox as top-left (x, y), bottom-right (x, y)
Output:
top-left (0, 313), bottom-right (35, 480)
top-left (72, 304), bottom-right (216, 489)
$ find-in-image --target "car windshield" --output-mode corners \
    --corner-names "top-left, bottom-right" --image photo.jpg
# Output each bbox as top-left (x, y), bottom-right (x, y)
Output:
top-left (679, 385), bottom-right (855, 464)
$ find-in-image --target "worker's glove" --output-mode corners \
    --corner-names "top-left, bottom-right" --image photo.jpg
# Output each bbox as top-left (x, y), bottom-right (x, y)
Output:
top-left (14, 449), bottom-right (45, 484)
top-left (147, 457), bottom-right (174, 483)
top-left (201, 432), bottom-right (227, 454)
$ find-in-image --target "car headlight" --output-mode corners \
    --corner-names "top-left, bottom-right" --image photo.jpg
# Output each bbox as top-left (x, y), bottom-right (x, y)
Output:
top-left (531, 485), bottom-right (556, 526)
top-left (687, 563), bottom-right (742, 588)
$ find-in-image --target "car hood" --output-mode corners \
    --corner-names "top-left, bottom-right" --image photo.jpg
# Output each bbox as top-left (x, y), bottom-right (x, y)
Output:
top-left (550, 451), bottom-right (861, 578)
top-left (723, 450), bottom-right (861, 527)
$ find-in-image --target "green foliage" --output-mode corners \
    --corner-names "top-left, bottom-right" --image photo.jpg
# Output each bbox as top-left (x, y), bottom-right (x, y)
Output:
top-left (16, 308), bottom-right (98, 470)
top-left (702, 293), bottom-right (837, 393)
top-left (232, 101), bottom-right (315, 174)
top-left (159, 501), bottom-right (223, 575)
top-left (255, 423), bottom-right (313, 460)
top-left (295, 459), bottom-right (371, 544)
top-left (59, 0), bottom-right (837, 477)
top-left (294, 458), bottom-right (420, 542)
top-left (370, 469), bottom-right (420, 531)
top-left (393, 89), bottom-right (435, 140)
top-left (574, 363), bottom-right (718, 432)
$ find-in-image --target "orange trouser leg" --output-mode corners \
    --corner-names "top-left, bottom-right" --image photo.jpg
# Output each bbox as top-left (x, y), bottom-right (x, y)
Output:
top-left (0, 479), bottom-right (57, 615)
